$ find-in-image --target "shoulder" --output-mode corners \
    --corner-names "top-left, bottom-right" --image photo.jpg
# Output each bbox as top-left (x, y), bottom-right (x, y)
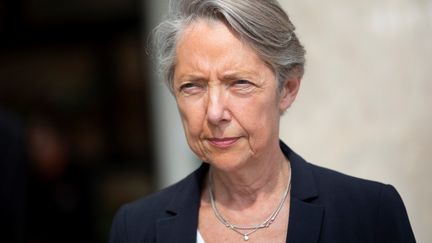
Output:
top-left (306, 161), bottom-right (401, 210)
top-left (108, 181), bottom-right (183, 243)
top-left (306, 162), bottom-right (415, 242)
top-left (308, 161), bottom-right (414, 210)
top-left (109, 163), bottom-right (207, 243)
top-left (308, 162), bottom-right (385, 196)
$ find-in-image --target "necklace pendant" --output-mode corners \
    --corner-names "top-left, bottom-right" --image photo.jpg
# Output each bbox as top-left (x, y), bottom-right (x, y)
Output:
top-left (243, 235), bottom-right (249, 241)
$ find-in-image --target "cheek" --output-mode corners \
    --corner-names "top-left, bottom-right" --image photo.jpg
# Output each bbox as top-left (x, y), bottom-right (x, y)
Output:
top-left (232, 96), bottom-right (280, 137)
top-left (177, 99), bottom-right (206, 137)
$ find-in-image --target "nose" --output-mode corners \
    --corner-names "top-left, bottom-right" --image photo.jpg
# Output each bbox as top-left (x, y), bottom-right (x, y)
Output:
top-left (206, 86), bottom-right (231, 125)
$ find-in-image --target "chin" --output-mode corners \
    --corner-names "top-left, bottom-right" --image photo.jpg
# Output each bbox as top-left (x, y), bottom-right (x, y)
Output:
top-left (205, 151), bottom-right (253, 172)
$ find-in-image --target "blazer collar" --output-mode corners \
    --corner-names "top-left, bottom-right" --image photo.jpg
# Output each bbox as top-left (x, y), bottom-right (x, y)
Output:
top-left (280, 141), bottom-right (324, 243)
top-left (156, 163), bottom-right (209, 243)
top-left (280, 141), bottom-right (319, 201)
top-left (156, 142), bottom-right (324, 243)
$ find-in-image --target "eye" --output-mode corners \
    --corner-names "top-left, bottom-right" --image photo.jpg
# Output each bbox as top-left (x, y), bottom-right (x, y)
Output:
top-left (179, 82), bottom-right (204, 95)
top-left (231, 79), bottom-right (255, 91)
top-left (233, 79), bottom-right (252, 86)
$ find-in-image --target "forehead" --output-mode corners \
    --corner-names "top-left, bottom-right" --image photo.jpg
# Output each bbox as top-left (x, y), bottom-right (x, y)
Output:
top-left (174, 19), bottom-right (268, 78)
top-left (177, 19), bottom-right (242, 50)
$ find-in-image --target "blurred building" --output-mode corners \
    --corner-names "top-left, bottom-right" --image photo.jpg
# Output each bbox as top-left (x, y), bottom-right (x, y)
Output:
top-left (0, 0), bottom-right (155, 242)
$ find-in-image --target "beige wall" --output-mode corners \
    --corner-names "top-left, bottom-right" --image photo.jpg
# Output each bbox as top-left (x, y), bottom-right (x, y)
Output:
top-left (147, 0), bottom-right (432, 242)
top-left (279, 0), bottom-right (432, 242)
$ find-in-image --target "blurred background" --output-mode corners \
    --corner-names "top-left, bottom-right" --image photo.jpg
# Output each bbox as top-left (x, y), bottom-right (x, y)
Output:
top-left (1, 0), bottom-right (154, 242)
top-left (0, 0), bottom-right (430, 242)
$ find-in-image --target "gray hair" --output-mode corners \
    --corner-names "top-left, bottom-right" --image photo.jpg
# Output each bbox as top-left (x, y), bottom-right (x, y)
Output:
top-left (152, 0), bottom-right (306, 92)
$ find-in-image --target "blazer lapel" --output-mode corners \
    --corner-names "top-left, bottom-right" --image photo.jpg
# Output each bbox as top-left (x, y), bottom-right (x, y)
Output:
top-left (281, 142), bottom-right (324, 243)
top-left (156, 163), bottom-right (209, 243)
top-left (156, 214), bottom-right (197, 243)
top-left (286, 198), bottom-right (324, 243)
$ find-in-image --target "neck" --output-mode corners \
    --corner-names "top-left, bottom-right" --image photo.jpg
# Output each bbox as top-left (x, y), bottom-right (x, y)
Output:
top-left (209, 146), bottom-right (290, 205)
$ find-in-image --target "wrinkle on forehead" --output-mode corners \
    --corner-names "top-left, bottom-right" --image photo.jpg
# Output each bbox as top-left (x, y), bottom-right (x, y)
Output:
top-left (174, 19), bottom-right (265, 83)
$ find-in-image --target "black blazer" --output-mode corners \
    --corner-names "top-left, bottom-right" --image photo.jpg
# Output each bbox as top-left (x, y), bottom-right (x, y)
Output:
top-left (109, 142), bottom-right (416, 243)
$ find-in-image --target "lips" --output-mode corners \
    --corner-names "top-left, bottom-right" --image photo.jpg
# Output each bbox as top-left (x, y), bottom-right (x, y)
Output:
top-left (207, 137), bottom-right (240, 148)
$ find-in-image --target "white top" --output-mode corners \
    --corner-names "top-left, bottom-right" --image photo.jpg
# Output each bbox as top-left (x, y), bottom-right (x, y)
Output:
top-left (197, 230), bottom-right (205, 243)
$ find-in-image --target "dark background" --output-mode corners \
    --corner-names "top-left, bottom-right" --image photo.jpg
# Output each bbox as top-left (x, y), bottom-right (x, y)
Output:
top-left (0, 0), bottom-right (156, 242)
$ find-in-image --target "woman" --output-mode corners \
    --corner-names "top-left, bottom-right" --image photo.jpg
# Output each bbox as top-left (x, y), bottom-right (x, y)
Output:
top-left (110, 0), bottom-right (415, 242)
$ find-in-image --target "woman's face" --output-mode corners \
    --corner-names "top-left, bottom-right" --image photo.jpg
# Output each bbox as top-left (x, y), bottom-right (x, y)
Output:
top-left (173, 20), bottom-right (298, 171)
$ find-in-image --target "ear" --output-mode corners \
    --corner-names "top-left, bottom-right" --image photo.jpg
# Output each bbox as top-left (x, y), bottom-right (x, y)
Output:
top-left (279, 76), bottom-right (301, 112)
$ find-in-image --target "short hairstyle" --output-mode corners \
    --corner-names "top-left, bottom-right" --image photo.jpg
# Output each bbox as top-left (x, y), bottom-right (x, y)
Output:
top-left (152, 0), bottom-right (306, 92)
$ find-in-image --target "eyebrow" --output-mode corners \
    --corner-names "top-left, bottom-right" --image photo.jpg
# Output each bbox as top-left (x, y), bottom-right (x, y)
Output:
top-left (220, 70), bottom-right (257, 81)
top-left (176, 70), bottom-right (259, 82)
top-left (176, 74), bottom-right (206, 82)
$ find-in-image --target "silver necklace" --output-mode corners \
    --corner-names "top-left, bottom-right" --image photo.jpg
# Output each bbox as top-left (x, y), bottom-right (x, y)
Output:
top-left (208, 165), bottom-right (291, 241)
